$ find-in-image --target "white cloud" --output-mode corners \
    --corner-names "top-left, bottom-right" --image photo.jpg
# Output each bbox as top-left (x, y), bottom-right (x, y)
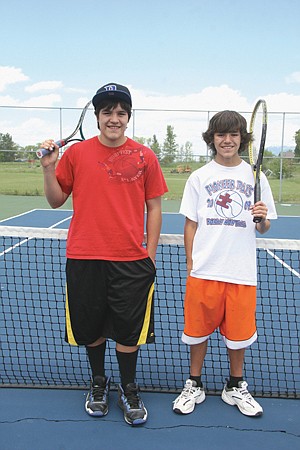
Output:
top-left (17, 118), bottom-right (53, 144)
top-left (0, 117), bottom-right (59, 147)
top-left (25, 81), bottom-right (63, 93)
top-left (285, 72), bottom-right (300, 84)
top-left (0, 66), bottom-right (29, 92)
top-left (127, 85), bottom-right (251, 154)
top-left (0, 93), bottom-right (61, 108)
top-left (65, 87), bottom-right (89, 94)
top-left (264, 92), bottom-right (300, 112)
top-left (129, 86), bottom-right (300, 150)
top-left (131, 84), bottom-right (250, 112)
top-left (22, 94), bottom-right (62, 107)
top-left (76, 97), bottom-right (91, 108)
top-left (0, 95), bottom-right (19, 106)
top-left (1, 83), bottom-right (299, 151)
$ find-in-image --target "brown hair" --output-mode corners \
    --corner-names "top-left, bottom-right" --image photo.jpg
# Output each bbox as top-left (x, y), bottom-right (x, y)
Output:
top-left (94, 99), bottom-right (132, 121)
top-left (202, 110), bottom-right (252, 155)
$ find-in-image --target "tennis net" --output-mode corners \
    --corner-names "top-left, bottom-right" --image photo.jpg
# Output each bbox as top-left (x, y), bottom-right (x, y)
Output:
top-left (0, 225), bottom-right (299, 398)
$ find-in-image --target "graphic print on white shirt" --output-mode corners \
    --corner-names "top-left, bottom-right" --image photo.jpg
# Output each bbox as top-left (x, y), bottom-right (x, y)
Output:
top-left (180, 160), bottom-right (277, 286)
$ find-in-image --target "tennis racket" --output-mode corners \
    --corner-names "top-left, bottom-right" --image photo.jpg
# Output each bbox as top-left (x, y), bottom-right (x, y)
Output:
top-left (248, 99), bottom-right (267, 223)
top-left (36, 100), bottom-right (92, 158)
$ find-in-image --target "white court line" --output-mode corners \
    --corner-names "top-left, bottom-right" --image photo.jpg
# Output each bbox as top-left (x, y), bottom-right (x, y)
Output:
top-left (0, 215), bottom-right (72, 257)
top-left (0, 208), bottom-right (74, 223)
top-left (49, 215), bottom-right (73, 229)
top-left (0, 209), bottom-right (39, 223)
top-left (1, 213), bottom-right (300, 280)
top-left (266, 249), bottom-right (300, 278)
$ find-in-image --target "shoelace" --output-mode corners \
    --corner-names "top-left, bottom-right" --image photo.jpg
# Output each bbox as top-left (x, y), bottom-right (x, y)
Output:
top-left (236, 384), bottom-right (252, 401)
top-left (180, 383), bottom-right (196, 398)
top-left (92, 384), bottom-right (106, 401)
top-left (125, 389), bottom-right (141, 409)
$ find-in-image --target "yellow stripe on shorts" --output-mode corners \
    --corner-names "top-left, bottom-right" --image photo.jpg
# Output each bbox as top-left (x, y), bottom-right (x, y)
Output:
top-left (137, 282), bottom-right (154, 346)
top-left (65, 285), bottom-right (78, 346)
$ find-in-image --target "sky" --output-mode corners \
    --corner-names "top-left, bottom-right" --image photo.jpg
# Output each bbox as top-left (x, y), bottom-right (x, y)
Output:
top-left (1, 0), bottom-right (300, 153)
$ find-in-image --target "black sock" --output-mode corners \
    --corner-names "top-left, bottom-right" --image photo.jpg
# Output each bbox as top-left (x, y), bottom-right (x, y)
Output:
top-left (116, 349), bottom-right (139, 390)
top-left (86, 341), bottom-right (106, 380)
top-left (227, 375), bottom-right (243, 388)
top-left (190, 375), bottom-right (203, 388)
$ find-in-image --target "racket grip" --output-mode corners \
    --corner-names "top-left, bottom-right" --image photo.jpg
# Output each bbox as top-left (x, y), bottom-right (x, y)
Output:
top-left (254, 183), bottom-right (261, 204)
top-left (36, 139), bottom-right (66, 158)
top-left (253, 183), bottom-right (262, 223)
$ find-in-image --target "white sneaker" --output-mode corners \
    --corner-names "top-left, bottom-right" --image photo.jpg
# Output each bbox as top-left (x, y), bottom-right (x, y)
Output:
top-left (221, 381), bottom-right (263, 417)
top-left (173, 379), bottom-right (205, 414)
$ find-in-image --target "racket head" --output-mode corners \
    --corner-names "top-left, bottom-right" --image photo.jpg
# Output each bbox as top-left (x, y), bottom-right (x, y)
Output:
top-left (36, 100), bottom-right (93, 158)
top-left (249, 99), bottom-right (267, 223)
top-left (64, 99), bottom-right (92, 143)
top-left (248, 99), bottom-right (267, 171)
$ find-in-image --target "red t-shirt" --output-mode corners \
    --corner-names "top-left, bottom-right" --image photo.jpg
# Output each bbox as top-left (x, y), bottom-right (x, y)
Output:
top-left (56, 137), bottom-right (168, 260)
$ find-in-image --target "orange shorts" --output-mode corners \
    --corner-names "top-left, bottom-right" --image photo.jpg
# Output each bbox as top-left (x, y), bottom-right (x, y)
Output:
top-left (183, 277), bottom-right (257, 347)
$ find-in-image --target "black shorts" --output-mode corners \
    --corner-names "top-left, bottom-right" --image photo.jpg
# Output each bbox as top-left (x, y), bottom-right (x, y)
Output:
top-left (65, 257), bottom-right (156, 347)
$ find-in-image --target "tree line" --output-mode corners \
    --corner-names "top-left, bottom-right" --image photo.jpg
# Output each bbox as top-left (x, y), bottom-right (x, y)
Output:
top-left (1, 126), bottom-right (300, 176)
top-left (0, 133), bottom-right (39, 162)
top-left (135, 125), bottom-right (194, 164)
top-left (0, 126), bottom-right (194, 165)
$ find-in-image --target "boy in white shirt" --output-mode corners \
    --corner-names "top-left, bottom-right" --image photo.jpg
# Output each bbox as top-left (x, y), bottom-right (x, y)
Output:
top-left (173, 110), bottom-right (277, 417)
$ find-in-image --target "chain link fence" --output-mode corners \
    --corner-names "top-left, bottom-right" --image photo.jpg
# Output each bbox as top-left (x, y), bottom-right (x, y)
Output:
top-left (0, 105), bottom-right (299, 204)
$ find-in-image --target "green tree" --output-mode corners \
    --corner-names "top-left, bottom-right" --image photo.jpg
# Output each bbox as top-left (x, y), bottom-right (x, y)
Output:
top-left (183, 141), bottom-right (193, 162)
top-left (261, 149), bottom-right (275, 172)
top-left (133, 136), bottom-right (146, 145)
top-left (133, 135), bottom-right (162, 160)
top-left (162, 125), bottom-right (178, 164)
top-left (178, 144), bottom-right (185, 163)
top-left (267, 158), bottom-right (294, 179)
top-left (149, 134), bottom-right (161, 160)
top-left (263, 149), bottom-right (275, 158)
top-left (0, 133), bottom-right (19, 162)
top-left (178, 141), bottom-right (193, 163)
top-left (13, 143), bottom-right (40, 162)
top-left (22, 144), bottom-right (40, 160)
top-left (294, 129), bottom-right (300, 158)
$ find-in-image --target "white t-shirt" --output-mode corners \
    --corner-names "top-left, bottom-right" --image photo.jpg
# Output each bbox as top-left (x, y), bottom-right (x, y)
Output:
top-left (180, 159), bottom-right (277, 285)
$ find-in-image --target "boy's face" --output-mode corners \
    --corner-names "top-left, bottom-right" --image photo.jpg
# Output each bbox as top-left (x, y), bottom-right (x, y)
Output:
top-left (213, 130), bottom-right (242, 166)
top-left (97, 103), bottom-right (129, 147)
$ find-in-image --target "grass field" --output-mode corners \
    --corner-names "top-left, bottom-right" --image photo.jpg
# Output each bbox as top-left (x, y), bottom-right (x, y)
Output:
top-left (0, 161), bottom-right (300, 204)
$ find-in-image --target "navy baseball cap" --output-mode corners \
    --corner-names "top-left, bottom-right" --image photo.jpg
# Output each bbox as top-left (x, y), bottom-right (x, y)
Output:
top-left (92, 83), bottom-right (132, 108)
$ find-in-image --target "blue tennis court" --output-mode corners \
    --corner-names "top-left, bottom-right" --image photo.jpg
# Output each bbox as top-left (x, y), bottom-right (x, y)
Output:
top-left (0, 210), bottom-right (299, 450)
top-left (1, 208), bottom-right (300, 238)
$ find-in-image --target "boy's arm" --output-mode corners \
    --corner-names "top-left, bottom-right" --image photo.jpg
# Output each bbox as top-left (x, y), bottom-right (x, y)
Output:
top-left (251, 200), bottom-right (271, 235)
top-left (145, 196), bottom-right (162, 264)
top-left (256, 218), bottom-right (271, 234)
top-left (184, 217), bottom-right (198, 276)
top-left (40, 140), bottom-right (69, 208)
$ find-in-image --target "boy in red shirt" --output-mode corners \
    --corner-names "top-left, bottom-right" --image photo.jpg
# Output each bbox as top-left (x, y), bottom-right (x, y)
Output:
top-left (40, 83), bottom-right (168, 426)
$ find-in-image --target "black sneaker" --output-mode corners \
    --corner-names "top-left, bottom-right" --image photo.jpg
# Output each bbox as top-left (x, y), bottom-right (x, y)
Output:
top-left (85, 375), bottom-right (110, 417)
top-left (118, 383), bottom-right (148, 426)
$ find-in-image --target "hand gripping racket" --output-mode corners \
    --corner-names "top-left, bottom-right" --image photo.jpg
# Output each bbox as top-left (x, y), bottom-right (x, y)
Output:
top-left (36, 100), bottom-right (92, 158)
top-left (248, 99), bottom-right (267, 223)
